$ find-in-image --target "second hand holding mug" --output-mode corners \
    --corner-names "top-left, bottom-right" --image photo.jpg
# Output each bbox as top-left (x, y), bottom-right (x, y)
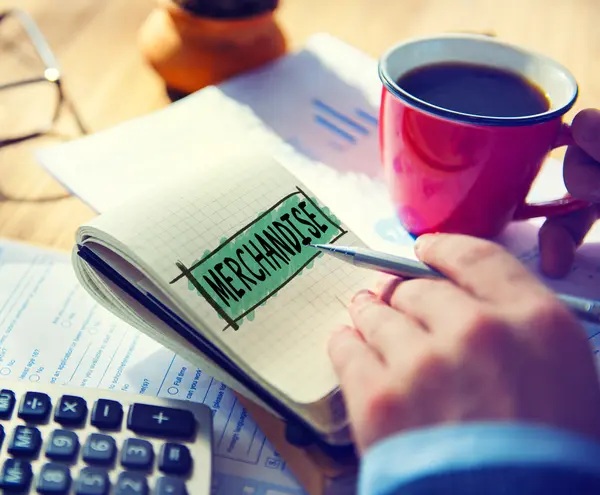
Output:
top-left (378, 34), bottom-right (591, 238)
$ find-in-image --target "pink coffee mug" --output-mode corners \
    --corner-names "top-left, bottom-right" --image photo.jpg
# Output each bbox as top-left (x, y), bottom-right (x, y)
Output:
top-left (378, 34), bottom-right (591, 238)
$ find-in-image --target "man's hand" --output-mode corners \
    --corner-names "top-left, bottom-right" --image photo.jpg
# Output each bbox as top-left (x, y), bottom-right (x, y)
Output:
top-left (329, 234), bottom-right (600, 454)
top-left (540, 109), bottom-right (600, 278)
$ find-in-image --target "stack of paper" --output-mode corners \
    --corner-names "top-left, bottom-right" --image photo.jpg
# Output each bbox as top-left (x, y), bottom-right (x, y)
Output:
top-left (29, 31), bottom-right (600, 492)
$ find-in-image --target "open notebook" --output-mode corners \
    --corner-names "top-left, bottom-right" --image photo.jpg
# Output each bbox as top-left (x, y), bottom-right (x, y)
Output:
top-left (73, 150), bottom-right (381, 446)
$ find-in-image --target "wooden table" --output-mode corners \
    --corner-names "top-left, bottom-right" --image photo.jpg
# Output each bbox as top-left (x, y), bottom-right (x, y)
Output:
top-left (0, 0), bottom-right (598, 491)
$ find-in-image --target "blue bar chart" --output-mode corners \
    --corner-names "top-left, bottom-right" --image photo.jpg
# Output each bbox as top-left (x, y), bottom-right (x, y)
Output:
top-left (311, 99), bottom-right (378, 148)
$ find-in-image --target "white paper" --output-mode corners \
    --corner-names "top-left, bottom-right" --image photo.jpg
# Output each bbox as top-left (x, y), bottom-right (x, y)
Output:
top-left (0, 239), bottom-right (306, 495)
top-left (37, 33), bottom-right (414, 258)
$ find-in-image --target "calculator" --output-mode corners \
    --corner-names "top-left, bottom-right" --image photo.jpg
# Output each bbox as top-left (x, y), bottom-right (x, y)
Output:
top-left (0, 379), bottom-right (213, 494)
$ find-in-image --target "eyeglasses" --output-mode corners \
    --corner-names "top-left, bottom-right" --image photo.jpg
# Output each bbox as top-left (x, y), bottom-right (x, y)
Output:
top-left (0, 9), bottom-right (88, 148)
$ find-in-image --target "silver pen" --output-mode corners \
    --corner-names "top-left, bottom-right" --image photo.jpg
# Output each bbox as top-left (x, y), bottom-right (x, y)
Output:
top-left (312, 243), bottom-right (600, 325)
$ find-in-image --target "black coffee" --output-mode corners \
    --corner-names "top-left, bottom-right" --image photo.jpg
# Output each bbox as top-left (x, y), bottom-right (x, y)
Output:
top-left (395, 62), bottom-right (550, 117)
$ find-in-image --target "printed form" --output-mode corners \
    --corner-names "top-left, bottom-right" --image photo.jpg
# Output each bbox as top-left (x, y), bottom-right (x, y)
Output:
top-left (0, 239), bottom-right (306, 495)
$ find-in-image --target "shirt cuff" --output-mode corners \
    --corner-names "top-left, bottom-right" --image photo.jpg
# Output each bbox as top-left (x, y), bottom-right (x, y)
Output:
top-left (359, 422), bottom-right (600, 495)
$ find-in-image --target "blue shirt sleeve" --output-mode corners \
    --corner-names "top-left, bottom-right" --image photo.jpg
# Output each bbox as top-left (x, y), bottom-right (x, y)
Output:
top-left (359, 422), bottom-right (600, 495)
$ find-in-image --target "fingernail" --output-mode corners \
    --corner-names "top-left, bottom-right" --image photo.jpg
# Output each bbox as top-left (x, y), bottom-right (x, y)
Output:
top-left (414, 234), bottom-right (433, 255)
top-left (351, 289), bottom-right (375, 303)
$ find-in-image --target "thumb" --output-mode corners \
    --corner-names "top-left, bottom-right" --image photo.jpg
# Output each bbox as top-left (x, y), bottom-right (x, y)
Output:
top-left (565, 109), bottom-right (600, 202)
top-left (572, 109), bottom-right (600, 162)
top-left (563, 145), bottom-right (600, 203)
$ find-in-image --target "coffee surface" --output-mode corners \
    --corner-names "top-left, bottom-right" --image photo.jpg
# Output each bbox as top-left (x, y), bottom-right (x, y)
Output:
top-left (396, 62), bottom-right (550, 117)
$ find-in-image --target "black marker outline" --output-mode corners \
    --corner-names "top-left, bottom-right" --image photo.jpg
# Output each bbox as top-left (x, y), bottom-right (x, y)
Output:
top-left (298, 187), bottom-right (346, 232)
top-left (220, 230), bottom-right (347, 330)
top-left (171, 188), bottom-right (348, 330)
top-left (170, 190), bottom-right (301, 284)
top-left (176, 261), bottom-right (238, 330)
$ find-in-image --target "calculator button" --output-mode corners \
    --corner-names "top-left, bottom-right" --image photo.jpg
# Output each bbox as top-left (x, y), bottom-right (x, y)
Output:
top-left (8, 425), bottom-right (42, 457)
top-left (115, 471), bottom-right (149, 495)
top-left (91, 399), bottom-right (123, 429)
top-left (18, 391), bottom-right (51, 422)
top-left (54, 395), bottom-right (87, 426)
top-left (0, 389), bottom-right (16, 419)
top-left (121, 438), bottom-right (154, 469)
top-left (127, 404), bottom-right (195, 438)
top-left (159, 443), bottom-right (192, 475)
top-left (46, 430), bottom-right (80, 461)
top-left (155, 476), bottom-right (187, 495)
top-left (37, 463), bottom-right (71, 494)
top-left (0, 458), bottom-right (33, 492)
top-left (0, 424), bottom-right (4, 449)
top-left (75, 467), bottom-right (110, 495)
top-left (82, 434), bottom-right (117, 465)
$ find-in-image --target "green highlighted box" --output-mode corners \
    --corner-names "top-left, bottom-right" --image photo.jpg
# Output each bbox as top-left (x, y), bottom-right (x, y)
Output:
top-left (175, 188), bottom-right (346, 329)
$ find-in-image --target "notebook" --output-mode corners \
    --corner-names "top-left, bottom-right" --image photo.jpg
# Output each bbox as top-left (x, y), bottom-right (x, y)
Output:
top-left (73, 150), bottom-right (381, 446)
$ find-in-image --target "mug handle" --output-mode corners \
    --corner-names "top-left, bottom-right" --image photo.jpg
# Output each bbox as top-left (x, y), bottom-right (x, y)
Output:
top-left (513, 123), bottom-right (593, 220)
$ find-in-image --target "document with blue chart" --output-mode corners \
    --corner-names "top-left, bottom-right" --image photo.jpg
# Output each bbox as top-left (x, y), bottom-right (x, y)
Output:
top-left (0, 239), bottom-right (307, 495)
top-left (38, 33), bottom-right (417, 259)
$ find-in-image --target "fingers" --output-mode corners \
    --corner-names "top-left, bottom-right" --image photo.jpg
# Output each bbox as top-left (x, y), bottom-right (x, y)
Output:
top-left (414, 233), bottom-right (549, 304)
top-left (348, 290), bottom-right (428, 360)
top-left (381, 277), bottom-right (480, 331)
top-left (328, 325), bottom-right (385, 426)
top-left (572, 108), bottom-right (600, 163)
top-left (564, 145), bottom-right (600, 203)
top-left (375, 276), bottom-right (403, 305)
top-left (540, 109), bottom-right (600, 277)
top-left (566, 109), bottom-right (600, 203)
top-left (538, 218), bottom-right (577, 278)
top-left (328, 325), bottom-right (385, 380)
top-left (539, 204), bottom-right (600, 278)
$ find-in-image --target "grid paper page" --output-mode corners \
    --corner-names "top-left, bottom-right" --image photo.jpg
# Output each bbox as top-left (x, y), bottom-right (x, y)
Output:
top-left (81, 152), bottom-right (381, 409)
